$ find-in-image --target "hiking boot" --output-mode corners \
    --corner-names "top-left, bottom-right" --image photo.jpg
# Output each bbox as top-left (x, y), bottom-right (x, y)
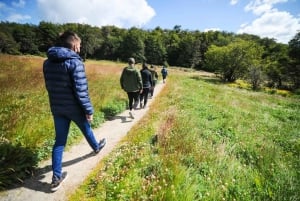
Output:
top-left (95, 138), bottom-right (106, 154)
top-left (129, 111), bottom-right (135, 119)
top-left (51, 172), bottom-right (68, 192)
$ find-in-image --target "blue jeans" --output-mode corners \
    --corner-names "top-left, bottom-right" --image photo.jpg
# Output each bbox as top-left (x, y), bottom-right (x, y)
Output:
top-left (52, 114), bottom-right (99, 179)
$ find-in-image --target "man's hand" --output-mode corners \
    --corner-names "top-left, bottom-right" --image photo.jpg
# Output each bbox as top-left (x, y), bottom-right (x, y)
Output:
top-left (86, 114), bottom-right (93, 123)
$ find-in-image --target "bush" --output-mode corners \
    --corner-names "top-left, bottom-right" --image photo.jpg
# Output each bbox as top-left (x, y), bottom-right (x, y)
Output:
top-left (0, 142), bottom-right (38, 190)
top-left (101, 100), bottom-right (127, 119)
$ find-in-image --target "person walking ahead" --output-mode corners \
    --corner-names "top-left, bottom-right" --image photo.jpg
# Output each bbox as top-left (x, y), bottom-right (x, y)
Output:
top-left (140, 63), bottom-right (153, 108)
top-left (43, 31), bottom-right (106, 192)
top-left (120, 57), bottom-right (143, 119)
top-left (161, 66), bottom-right (168, 83)
top-left (149, 65), bottom-right (158, 97)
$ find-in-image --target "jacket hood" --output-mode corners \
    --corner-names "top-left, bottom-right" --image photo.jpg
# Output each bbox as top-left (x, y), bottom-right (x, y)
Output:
top-left (47, 47), bottom-right (81, 62)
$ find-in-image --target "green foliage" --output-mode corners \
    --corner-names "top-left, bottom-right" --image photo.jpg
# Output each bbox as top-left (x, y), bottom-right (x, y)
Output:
top-left (0, 55), bottom-right (126, 190)
top-left (0, 142), bottom-right (38, 190)
top-left (90, 112), bottom-right (105, 128)
top-left (204, 39), bottom-right (264, 82)
top-left (119, 27), bottom-right (145, 63)
top-left (288, 31), bottom-right (300, 88)
top-left (0, 31), bottom-right (20, 54)
top-left (144, 31), bottom-right (167, 65)
top-left (71, 70), bottom-right (300, 200)
top-left (100, 100), bottom-right (127, 120)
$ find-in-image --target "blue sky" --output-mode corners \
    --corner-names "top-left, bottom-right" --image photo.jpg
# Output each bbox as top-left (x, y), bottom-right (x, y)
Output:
top-left (0, 0), bottom-right (299, 44)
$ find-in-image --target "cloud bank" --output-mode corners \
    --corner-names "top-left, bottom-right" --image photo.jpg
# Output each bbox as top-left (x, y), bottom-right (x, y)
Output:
top-left (237, 0), bottom-right (300, 43)
top-left (37, 0), bottom-right (155, 28)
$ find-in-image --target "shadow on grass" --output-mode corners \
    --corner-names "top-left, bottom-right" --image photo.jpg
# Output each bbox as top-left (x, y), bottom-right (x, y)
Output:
top-left (0, 143), bottom-right (96, 193)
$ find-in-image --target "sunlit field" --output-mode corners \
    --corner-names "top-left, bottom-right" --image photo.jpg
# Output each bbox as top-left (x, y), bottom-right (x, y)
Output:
top-left (70, 69), bottom-right (300, 201)
top-left (1, 55), bottom-right (299, 200)
top-left (0, 54), bottom-right (128, 189)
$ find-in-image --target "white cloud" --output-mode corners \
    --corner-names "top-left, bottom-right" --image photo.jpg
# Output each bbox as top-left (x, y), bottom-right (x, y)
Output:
top-left (7, 13), bottom-right (31, 22)
top-left (36, 0), bottom-right (155, 28)
top-left (245, 0), bottom-right (288, 15)
top-left (204, 28), bottom-right (221, 32)
top-left (230, 0), bottom-right (238, 5)
top-left (239, 0), bottom-right (300, 44)
top-left (0, 1), bottom-right (28, 22)
top-left (12, 0), bottom-right (26, 8)
top-left (238, 10), bottom-right (300, 44)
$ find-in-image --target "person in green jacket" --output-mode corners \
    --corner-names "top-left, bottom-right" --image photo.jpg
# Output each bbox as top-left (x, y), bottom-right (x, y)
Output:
top-left (149, 65), bottom-right (159, 98)
top-left (120, 58), bottom-right (143, 119)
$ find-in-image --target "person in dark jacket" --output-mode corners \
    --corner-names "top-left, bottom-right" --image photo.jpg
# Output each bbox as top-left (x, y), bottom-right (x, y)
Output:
top-left (43, 31), bottom-right (106, 191)
top-left (120, 57), bottom-right (143, 119)
top-left (161, 65), bottom-right (168, 83)
top-left (139, 63), bottom-right (153, 108)
top-left (149, 65), bottom-right (159, 97)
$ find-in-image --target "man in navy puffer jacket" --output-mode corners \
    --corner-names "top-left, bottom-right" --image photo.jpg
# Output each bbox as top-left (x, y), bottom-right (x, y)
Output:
top-left (43, 31), bottom-right (106, 191)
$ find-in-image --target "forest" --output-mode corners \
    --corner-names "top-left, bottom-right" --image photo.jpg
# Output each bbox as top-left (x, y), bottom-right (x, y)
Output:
top-left (0, 21), bottom-right (299, 91)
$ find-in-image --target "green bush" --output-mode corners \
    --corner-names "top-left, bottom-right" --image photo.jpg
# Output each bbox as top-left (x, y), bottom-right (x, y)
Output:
top-left (0, 142), bottom-right (38, 190)
top-left (101, 100), bottom-right (127, 119)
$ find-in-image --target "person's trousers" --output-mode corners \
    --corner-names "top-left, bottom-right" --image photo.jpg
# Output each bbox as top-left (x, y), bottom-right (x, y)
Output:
top-left (149, 80), bottom-right (157, 96)
top-left (127, 91), bottom-right (140, 110)
top-left (140, 87), bottom-right (150, 106)
top-left (52, 114), bottom-right (99, 179)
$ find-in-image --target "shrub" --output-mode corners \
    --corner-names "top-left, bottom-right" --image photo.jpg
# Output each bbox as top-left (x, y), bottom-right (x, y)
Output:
top-left (101, 100), bottom-right (127, 119)
top-left (0, 142), bottom-right (38, 190)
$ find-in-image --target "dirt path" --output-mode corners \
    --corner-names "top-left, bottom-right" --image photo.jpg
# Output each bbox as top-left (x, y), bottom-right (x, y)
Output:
top-left (0, 82), bottom-right (165, 201)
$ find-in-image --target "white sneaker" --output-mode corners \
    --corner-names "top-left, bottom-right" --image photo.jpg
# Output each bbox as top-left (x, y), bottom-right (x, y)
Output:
top-left (129, 111), bottom-right (135, 119)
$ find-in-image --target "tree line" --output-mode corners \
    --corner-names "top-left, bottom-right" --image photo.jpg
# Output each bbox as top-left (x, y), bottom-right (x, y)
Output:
top-left (0, 21), bottom-right (299, 90)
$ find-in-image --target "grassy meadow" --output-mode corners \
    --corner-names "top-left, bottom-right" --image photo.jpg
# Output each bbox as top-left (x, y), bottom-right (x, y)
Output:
top-left (0, 55), bottom-right (299, 200)
top-left (0, 54), bottom-right (128, 189)
top-left (69, 69), bottom-right (299, 200)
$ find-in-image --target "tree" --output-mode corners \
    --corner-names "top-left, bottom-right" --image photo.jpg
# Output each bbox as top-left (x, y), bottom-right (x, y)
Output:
top-left (13, 24), bottom-right (40, 54)
top-left (119, 28), bottom-right (145, 63)
top-left (260, 39), bottom-right (289, 88)
top-left (93, 26), bottom-right (125, 60)
top-left (0, 31), bottom-right (19, 54)
top-left (77, 24), bottom-right (103, 60)
top-left (205, 40), bottom-right (263, 82)
top-left (164, 29), bottom-right (180, 66)
top-left (288, 31), bottom-right (300, 89)
top-left (144, 30), bottom-right (167, 65)
top-left (176, 33), bottom-right (200, 68)
top-left (37, 21), bottom-right (61, 52)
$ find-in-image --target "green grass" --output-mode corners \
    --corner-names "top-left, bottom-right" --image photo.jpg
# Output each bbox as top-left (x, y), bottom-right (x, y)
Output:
top-left (1, 55), bottom-right (299, 199)
top-left (70, 71), bottom-right (300, 201)
top-left (0, 55), bottom-right (128, 189)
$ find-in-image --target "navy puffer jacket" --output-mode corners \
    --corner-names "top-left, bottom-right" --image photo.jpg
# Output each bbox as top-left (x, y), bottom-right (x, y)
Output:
top-left (43, 47), bottom-right (94, 115)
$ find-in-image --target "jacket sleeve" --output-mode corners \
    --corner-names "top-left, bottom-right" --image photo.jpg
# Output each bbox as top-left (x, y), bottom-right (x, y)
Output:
top-left (149, 72), bottom-right (153, 87)
top-left (136, 69), bottom-right (143, 90)
top-left (120, 68), bottom-right (125, 90)
top-left (69, 60), bottom-right (94, 115)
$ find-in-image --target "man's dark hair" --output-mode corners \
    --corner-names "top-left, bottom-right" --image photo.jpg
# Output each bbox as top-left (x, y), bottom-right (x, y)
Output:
top-left (128, 57), bottom-right (135, 65)
top-left (56, 31), bottom-right (81, 48)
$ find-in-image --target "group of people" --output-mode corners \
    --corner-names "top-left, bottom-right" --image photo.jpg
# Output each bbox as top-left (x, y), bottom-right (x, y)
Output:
top-left (120, 58), bottom-right (167, 119)
top-left (42, 31), bottom-right (168, 191)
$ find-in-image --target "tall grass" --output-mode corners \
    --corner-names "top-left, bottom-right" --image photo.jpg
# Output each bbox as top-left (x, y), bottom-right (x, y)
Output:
top-left (70, 69), bottom-right (299, 200)
top-left (0, 55), bottom-right (128, 189)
